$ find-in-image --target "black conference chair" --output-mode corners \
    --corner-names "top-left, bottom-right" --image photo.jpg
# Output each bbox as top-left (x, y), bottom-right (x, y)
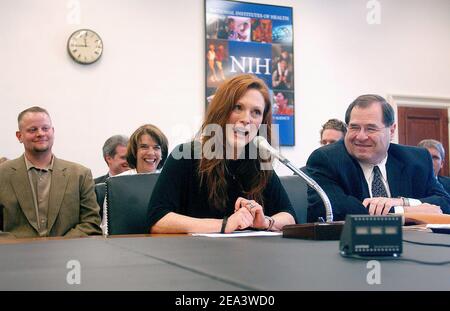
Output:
top-left (279, 175), bottom-right (309, 224)
top-left (105, 173), bottom-right (160, 235)
top-left (94, 182), bottom-right (106, 218)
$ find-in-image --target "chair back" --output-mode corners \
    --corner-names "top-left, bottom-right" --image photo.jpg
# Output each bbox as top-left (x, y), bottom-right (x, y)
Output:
top-left (279, 175), bottom-right (309, 224)
top-left (106, 173), bottom-right (160, 235)
top-left (94, 182), bottom-right (106, 218)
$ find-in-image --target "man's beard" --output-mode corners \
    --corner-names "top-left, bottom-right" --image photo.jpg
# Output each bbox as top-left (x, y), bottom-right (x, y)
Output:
top-left (33, 145), bottom-right (50, 153)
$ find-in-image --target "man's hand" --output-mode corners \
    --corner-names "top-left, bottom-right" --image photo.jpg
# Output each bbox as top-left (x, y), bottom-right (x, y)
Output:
top-left (363, 197), bottom-right (403, 215)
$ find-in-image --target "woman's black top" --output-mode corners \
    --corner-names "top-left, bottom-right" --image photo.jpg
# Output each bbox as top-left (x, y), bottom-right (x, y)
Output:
top-left (147, 142), bottom-right (295, 229)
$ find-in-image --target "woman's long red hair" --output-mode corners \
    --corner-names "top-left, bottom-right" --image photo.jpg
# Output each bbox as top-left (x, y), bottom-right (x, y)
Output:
top-left (198, 74), bottom-right (273, 210)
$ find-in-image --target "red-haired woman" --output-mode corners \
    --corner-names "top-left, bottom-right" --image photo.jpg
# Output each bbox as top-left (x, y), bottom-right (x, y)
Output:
top-left (148, 74), bottom-right (295, 233)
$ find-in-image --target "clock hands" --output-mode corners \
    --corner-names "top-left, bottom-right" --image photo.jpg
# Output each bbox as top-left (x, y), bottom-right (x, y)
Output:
top-left (71, 41), bottom-right (87, 48)
top-left (83, 31), bottom-right (89, 47)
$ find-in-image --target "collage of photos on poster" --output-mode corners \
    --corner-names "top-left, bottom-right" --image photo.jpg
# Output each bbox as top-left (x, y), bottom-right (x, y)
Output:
top-left (205, 1), bottom-right (294, 145)
top-left (206, 15), bottom-right (293, 95)
top-left (272, 44), bottom-right (294, 116)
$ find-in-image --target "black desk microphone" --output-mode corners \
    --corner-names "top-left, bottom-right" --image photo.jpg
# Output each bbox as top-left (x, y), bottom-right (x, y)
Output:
top-left (253, 136), bottom-right (343, 240)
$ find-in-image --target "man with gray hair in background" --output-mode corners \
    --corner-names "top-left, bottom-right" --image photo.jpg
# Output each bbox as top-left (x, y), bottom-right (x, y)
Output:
top-left (418, 139), bottom-right (450, 194)
top-left (94, 135), bottom-right (129, 184)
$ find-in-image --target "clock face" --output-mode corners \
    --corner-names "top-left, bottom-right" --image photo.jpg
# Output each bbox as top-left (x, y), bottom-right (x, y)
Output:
top-left (67, 29), bottom-right (103, 64)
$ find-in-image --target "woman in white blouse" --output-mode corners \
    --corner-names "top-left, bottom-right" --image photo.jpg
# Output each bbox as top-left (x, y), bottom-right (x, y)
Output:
top-left (120, 124), bottom-right (168, 175)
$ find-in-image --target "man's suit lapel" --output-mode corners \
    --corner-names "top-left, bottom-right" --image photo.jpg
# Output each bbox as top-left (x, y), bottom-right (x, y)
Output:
top-left (47, 158), bottom-right (69, 231)
top-left (358, 166), bottom-right (370, 199)
top-left (348, 155), bottom-right (370, 199)
top-left (10, 156), bottom-right (39, 232)
top-left (386, 148), bottom-right (406, 197)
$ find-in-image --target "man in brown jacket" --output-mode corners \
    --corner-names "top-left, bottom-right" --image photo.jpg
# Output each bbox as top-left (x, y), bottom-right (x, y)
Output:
top-left (0, 106), bottom-right (101, 238)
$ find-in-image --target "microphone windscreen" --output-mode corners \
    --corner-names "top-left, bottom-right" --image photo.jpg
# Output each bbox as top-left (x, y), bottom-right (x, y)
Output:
top-left (253, 136), bottom-right (268, 149)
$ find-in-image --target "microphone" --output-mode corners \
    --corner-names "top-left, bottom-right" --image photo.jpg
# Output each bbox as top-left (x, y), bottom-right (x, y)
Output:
top-left (253, 136), bottom-right (333, 221)
top-left (253, 136), bottom-right (288, 163)
top-left (253, 136), bottom-right (343, 240)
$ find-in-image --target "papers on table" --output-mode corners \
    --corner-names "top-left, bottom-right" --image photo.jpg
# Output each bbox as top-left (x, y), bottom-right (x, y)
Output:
top-left (191, 230), bottom-right (282, 238)
top-left (426, 224), bottom-right (450, 234)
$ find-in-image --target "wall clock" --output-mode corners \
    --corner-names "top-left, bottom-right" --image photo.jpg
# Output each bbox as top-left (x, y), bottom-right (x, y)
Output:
top-left (67, 29), bottom-right (103, 64)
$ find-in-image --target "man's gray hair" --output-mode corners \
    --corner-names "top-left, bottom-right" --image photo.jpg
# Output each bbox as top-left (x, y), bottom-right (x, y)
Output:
top-left (418, 139), bottom-right (445, 160)
top-left (345, 94), bottom-right (394, 127)
top-left (102, 135), bottom-right (129, 161)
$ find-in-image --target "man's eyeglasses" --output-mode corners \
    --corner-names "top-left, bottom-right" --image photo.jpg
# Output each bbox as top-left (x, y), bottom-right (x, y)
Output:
top-left (347, 125), bottom-right (387, 135)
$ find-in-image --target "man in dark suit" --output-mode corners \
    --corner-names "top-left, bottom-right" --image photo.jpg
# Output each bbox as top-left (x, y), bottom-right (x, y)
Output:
top-left (438, 176), bottom-right (450, 194)
top-left (0, 106), bottom-right (101, 238)
top-left (418, 139), bottom-right (450, 194)
top-left (306, 94), bottom-right (450, 222)
top-left (94, 135), bottom-right (129, 184)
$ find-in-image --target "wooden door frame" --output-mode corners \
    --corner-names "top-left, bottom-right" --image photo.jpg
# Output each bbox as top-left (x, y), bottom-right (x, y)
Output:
top-left (388, 94), bottom-right (450, 142)
top-left (388, 94), bottom-right (450, 171)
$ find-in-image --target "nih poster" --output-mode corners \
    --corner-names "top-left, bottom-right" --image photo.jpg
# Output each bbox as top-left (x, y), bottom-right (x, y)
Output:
top-left (205, 0), bottom-right (295, 146)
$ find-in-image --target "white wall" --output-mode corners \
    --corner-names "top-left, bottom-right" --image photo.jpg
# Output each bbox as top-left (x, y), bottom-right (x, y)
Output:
top-left (1, 0), bottom-right (450, 177)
